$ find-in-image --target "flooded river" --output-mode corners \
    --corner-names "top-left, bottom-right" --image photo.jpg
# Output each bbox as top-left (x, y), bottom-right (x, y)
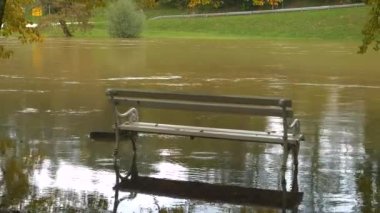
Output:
top-left (0, 38), bottom-right (379, 212)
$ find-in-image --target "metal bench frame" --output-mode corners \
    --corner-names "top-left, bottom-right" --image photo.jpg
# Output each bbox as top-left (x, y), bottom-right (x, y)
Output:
top-left (106, 89), bottom-right (304, 173)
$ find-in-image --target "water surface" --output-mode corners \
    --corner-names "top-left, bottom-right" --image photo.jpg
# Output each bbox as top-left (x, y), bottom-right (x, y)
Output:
top-left (0, 38), bottom-right (379, 212)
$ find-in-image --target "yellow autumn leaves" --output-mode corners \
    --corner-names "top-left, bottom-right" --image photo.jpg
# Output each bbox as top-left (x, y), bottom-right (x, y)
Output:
top-left (188, 0), bottom-right (222, 9)
top-left (1, 0), bottom-right (42, 58)
top-left (253, 0), bottom-right (283, 7)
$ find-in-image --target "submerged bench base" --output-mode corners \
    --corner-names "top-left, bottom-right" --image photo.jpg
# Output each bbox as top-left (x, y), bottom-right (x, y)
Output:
top-left (116, 175), bottom-right (303, 209)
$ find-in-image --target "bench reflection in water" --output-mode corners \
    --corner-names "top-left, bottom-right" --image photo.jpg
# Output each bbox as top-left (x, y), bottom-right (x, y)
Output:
top-left (112, 153), bottom-right (303, 212)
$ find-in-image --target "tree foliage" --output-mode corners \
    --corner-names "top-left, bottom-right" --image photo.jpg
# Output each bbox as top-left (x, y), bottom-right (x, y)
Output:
top-left (253, 0), bottom-right (282, 8)
top-left (359, 0), bottom-right (380, 53)
top-left (187, 0), bottom-right (223, 9)
top-left (0, 0), bottom-right (6, 27)
top-left (0, 0), bottom-right (42, 58)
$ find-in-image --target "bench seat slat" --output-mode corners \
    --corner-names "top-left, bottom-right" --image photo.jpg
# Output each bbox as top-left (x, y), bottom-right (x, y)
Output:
top-left (113, 97), bottom-right (293, 118)
top-left (120, 122), bottom-right (299, 144)
top-left (107, 89), bottom-right (292, 107)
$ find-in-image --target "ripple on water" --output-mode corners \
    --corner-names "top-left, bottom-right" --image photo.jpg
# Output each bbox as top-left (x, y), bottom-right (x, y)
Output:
top-left (0, 74), bottom-right (24, 79)
top-left (95, 158), bottom-right (115, 167)
top-left (281, 46), bottom-right (300, 49)
top-left (47, 109), bottom-right (102, 116)
top-left (269, 51), bottom-right (308, 55)
top-left (18, 108), bottom-right (39, 113)
top-left (63, 81), bottom-right (81, 85)
top-left (204, 77), bottom-right (274, 83)
top-left (0, 89), bottom-right (48, 94)
top-left (141, 83), bottom-right (202, 87)
top-left (189, 151), bottom-right (218, 160)
top-left (28, 139), bottom-right (49, 145)
top-left (157, 149), bottom-right (182, 157)
top-left (100, 76), bottom-right (182, 81)
top-left (326, 50), bottom-right (353, 55)
top-left (287, 82), bottom-right (380, 89)
top-left (151, 161), bottom-right (188, 181)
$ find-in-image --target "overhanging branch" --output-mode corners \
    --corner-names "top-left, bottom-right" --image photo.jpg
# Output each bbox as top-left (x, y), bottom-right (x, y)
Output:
top-left (0, 0), bottom-right (6, 27)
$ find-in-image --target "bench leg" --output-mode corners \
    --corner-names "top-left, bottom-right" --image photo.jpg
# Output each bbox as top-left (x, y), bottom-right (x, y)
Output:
top-left (124, 152), bottom-right (138, 180)
top-left (281, 144), bottom-right (290, 172)
top-left (113, 124), bottom-right (121, 157)
top-left (281, 143), bottom-right (289, 185)
top-left (291, 166), bottom-right (299, 193)
top-left (281, 176), bottom-right (287, 211)
top-left (130, 132), bottom-right (138, 152)
top-left (292, 141), bottom-right (300, 167)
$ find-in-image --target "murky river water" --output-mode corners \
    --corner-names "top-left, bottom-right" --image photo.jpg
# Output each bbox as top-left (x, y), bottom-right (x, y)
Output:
top-left (0, 38), bottom-right (379, 212)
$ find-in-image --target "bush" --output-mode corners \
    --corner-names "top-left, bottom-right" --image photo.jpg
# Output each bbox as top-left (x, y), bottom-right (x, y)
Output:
top-left (107, 0), bottom-right (145, 38)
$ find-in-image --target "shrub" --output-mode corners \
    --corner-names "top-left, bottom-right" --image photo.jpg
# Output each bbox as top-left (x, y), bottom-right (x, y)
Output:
top-left (107, 0), bottom-right (145, 38)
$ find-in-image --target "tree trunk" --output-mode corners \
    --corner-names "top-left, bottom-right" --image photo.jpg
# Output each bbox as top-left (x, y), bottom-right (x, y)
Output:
top-left (0, 0), bottom-right (6, 28)
top-left (59, 19), bottom-right (73, 37)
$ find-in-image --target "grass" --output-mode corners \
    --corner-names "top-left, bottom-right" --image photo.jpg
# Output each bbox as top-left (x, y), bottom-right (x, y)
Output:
top-left (143, 8), bottom-right (188, 19)
top-left (41, 6), bottom-right (370, 41)
top-left (143, 7), bottom-right (370, 40)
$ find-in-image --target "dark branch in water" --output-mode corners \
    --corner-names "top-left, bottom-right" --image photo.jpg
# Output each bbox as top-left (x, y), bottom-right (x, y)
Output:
top-left (59, 19), bottom-right (73, 37)
top-left (89, 131), bottom-right (130, 141)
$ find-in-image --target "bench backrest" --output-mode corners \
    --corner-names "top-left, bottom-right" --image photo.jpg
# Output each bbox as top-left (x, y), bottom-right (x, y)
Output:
top-left (106, 89), bottom-right (293, 118)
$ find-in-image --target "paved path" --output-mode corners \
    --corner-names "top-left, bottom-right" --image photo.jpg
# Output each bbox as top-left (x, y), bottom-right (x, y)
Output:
top-left (150, 3), bottom-right (365, 20)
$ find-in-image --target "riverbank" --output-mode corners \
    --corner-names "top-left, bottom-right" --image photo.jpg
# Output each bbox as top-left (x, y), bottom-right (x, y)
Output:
top-left (143, 6), bottom-right (369, 40)
top-left (43, 6), bottom-right (369, 41)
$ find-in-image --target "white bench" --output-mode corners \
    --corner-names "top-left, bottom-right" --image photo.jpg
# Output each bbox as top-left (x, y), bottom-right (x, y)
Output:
top-left (107, 89), bottom-right (304, 171)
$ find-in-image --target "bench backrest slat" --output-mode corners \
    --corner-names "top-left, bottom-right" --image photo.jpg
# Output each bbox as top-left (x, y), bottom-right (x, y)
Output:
top-left (107, 89), bottom-right (292, 107)
top-left (112, 97), bottom-right (293, 118)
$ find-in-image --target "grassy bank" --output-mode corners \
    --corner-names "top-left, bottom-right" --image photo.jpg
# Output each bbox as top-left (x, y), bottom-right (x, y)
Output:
top-left (43, 6), bottom-right (369, 41)
top-left (143, 7), bottom-right (369, 40)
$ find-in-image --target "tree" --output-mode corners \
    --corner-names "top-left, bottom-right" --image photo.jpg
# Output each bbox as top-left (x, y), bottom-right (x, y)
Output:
top-left (38, 0), bottom-right (106, 37)
top-left (0, 0), bottom-right (6, 27)
top-left (0, 0), bottom-right (42, 59)
top-left (359, 0), bottom-right (380, 53)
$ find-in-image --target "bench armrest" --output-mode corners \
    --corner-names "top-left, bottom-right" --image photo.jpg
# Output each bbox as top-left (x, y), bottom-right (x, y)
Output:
top-left (115, 107), bottom-right (139, 125)
top-left (289, 119), bottom-right (301, 136)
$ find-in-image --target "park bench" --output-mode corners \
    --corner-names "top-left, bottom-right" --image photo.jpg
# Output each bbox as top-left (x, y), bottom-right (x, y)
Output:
top-left (106, 89), bottom-right (304, 172)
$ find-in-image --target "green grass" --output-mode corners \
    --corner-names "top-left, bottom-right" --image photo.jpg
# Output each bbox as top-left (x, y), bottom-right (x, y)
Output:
top-left (41, 6), bottom-right (370, 41)
top-left (143, 8), bottom-right (188, 19)
top-left (143, 7), bottom-right (370, 40)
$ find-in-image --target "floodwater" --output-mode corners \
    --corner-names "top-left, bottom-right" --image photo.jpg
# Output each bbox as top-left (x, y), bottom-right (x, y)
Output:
top-left (0, 38), bottom-right (379, 212)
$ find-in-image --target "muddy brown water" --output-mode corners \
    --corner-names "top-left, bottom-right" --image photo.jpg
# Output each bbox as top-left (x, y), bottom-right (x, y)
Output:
top-left (0, 38), bottom-right (379, 212)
